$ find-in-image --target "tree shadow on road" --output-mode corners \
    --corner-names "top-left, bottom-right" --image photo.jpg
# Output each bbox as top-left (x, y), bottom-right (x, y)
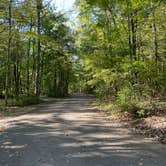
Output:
top-left (0, 97), bottom-right (165, 166)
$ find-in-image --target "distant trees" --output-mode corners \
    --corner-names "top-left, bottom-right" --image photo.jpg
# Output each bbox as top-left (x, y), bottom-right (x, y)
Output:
top-left (75, 0), bottom-right (166, 102)
top-left (0, 0), bottom-right (165, 106)
top-left (0, 0), bottom-right (74, 105)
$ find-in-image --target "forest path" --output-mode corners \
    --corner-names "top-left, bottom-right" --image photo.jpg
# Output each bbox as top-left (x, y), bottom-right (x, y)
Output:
top-left (0, 95), bottom-right (166, 166)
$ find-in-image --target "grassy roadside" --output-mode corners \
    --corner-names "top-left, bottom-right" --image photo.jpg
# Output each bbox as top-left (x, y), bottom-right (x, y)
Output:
top-left (93, 99), bottom-right (166, 144)
top-left (0, 96), bottom-right (44, 117)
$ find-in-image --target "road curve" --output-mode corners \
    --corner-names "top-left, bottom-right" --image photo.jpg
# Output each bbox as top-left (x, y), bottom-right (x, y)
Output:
top-left (0, 96), bottom-right (166, 166)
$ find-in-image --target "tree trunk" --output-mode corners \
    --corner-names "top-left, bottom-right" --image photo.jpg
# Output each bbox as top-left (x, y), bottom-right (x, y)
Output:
top-left (127, 13), bottom-right (133, 64)
top-left (27, 22), bottom-right (32, 96)
top-left (131, 11), bottom-right (138, 83)
top-left (5, 0), bottom-right (12, 105)
top-left (152, 7), bottom-right (158, 74)
top-left (35, 0), bottom-right (42, 96)
top-left (131, 11), bottom-right (137, 61)
top-left (14, 39), bottom-right (19, 98)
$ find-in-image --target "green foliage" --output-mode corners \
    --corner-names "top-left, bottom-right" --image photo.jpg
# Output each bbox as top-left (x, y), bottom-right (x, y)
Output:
top-left (137, 109), bottom-right (149, 118)
top-left (0, 0), bottom-right (165, 112)
top-left (0, 96), bottom-right (41, 107)
top-left (0, 0), bottom-right (75, 106)
top-left (119, 103), bottom-right (151, 118)
top-left (117, 87), bottom-right (133, 104)
top-left (11, 96), bottom-right (41, 106)
top-left (75, 0), bottom-right (166, 104)
top-left (119, 103), bottom-right (140, 115)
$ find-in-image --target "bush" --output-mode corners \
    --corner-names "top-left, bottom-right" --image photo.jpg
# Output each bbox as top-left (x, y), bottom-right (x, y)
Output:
top-left (119, 103), bottom-right (150, 118)
top-left (117, 87), bottom-right (133, 104)
top-left (0, 106), bottom-right (6, 112)
top-left (119, 103), bottom-right (140, 115)
top-left (137, 109), bottom-right (151, 118)
top-left (12, 96), bottom-right (41, 106)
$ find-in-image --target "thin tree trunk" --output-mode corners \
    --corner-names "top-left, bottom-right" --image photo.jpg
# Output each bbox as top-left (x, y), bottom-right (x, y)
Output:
top-left (5, 0), bottom-right (12, 105)
top-left (27, 22), bottom-right (32, 96)
top-left (131, 12), bottom-right (137, 61)
top-left (14, 39), bottom-right (19, 98)
top-left (131, 11), bottom-right (138, 83)
top-left (128, 13), bottom-right (133, 64)
top-left (32, 39), bottom-right (36, 85)
top-left (152, 8), bottom-right (158, 74)
top-left (35, 0), bottom-right (42, 96)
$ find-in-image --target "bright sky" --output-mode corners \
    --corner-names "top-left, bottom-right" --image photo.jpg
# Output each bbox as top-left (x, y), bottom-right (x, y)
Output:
top-left (52, 0), bottom-right (77, 28)
top-left (52, 0), bottom-right (76, 12)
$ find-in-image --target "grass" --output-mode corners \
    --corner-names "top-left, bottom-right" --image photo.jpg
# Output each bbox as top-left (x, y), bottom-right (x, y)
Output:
top-left (0, 96), bottom-right (43, 117)
top-left (94, 97), bottom-right (166, 119)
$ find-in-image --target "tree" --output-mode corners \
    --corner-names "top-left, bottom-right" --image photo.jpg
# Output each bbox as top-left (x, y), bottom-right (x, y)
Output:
top-left (0, 0), bottom-right (75, 106)
top-left (35, 0), bottom-right (42, 96)
top-left (5, 0), bottom-right (12, 105)
top-left (74, 0), bottom-right (166, 101)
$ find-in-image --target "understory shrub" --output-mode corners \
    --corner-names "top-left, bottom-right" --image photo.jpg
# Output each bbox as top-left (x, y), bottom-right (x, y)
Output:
top-left (118, 103), bottom-right (151, 118)
top-left (12, 96), bottom-right (41, 106)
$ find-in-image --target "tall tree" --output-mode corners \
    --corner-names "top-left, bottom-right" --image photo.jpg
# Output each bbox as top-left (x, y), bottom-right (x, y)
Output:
top-left (35, 0), bottom-right (42, 96)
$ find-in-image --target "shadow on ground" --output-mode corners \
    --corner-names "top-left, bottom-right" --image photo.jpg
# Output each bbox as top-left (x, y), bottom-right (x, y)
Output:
top-left (0, 96), bottom-right (166, 166)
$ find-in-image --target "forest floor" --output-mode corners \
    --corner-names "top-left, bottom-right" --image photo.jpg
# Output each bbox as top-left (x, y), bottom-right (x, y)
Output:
top-left (0, 95), bottom-right (166, 166)
top-left (0, 104), bottom-right (41, 119)
top-left (95, 99), bottom-right (166, 144)
top-left (0, 97), bottom-right (59, 118)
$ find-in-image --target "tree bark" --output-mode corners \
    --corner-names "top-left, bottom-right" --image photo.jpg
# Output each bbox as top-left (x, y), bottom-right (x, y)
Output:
top-left (5, 0), bottom-right (12, 105)
top-left (152, 7), bottom-right (158, 74)
top-left (27, 21), bottom-right (33, 96)
top-left (35, 0), bottom-right (42, 96)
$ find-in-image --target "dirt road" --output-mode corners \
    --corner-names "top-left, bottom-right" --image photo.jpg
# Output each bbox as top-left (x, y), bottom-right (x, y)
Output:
top-left (0, 96), bottom-right (166, 166)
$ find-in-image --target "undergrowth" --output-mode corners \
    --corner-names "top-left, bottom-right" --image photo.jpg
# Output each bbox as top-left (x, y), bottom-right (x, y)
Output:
top-left (95, 99), bottom-right (153, 119)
